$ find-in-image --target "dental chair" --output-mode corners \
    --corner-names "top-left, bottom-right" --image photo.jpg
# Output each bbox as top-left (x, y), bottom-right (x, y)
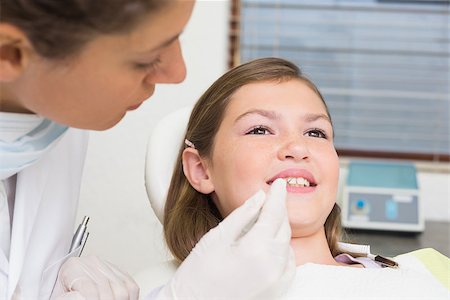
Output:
top-left (134, 106), bottom-right (192, 296)
top-left (134, 107), bottom-right (450, 297)
top-left (144, 106), bottom-right (192, 225)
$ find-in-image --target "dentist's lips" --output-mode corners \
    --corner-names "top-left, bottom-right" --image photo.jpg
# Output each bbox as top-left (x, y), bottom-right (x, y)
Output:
top-left (128, 87), bottom-right (155, 111)
top-left (267, 168), bottom-right (317, 193)
top-left (127, 102), bottom-right (143, 111)
top-left (127, 97), bottom-right (149, 111)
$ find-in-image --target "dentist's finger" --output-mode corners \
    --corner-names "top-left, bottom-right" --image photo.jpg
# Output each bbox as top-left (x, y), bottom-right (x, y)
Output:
top-left (253, 178), bottom-right (287, 236)
top-left (103, 260), bottom-right (140, 300)
top-left (204, 189), bottom-right (266, 244)
top-left (275, 211), bottom-right (292, 243)
top-left (63, 257), bottom-right (114, 300)
top-left (67, 279), bottom-right (103, 300)
top-left (55, 291), bottom-right (86, 300)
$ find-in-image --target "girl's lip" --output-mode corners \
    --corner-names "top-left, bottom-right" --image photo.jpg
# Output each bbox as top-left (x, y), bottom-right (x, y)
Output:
top-left (266, 168), bottom-right (317, 186)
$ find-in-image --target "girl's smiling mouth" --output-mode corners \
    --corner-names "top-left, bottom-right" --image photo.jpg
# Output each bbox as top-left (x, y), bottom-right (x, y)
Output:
top-left (267, 168), bottom-right (317, 193)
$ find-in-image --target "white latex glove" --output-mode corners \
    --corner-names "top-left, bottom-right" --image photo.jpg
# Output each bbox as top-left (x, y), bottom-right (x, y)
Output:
top-left (52, 255), bottom-right (139, 300)
top-left (156, 178), bottom-right (295, 300)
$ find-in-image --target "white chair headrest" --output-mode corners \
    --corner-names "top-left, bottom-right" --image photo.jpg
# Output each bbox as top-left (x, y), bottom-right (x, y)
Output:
top-left (145, 106), bottom-right (193, 224)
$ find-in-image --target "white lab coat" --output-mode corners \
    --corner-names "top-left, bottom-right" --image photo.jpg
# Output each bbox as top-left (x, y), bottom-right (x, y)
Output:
top-left (0, 128), bottom-right (89, 300)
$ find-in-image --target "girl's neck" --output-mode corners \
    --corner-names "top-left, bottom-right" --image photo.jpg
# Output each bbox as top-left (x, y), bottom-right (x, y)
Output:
top-left (290, 229), bottom-right (338, 266)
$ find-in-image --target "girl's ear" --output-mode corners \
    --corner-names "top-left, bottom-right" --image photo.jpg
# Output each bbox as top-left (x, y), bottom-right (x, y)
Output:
top-left (182, 148), bottom-right (215, 194)
top-left (0, 24), bottom-right (33, 82)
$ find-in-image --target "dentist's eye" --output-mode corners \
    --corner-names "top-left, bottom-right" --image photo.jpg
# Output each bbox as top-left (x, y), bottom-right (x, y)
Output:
top-left (305, 128), bottom-right (328, 139)
top-left (246, 126), bottom-right (272, 135)
top-left (134, 57), bottom-right (161, 72)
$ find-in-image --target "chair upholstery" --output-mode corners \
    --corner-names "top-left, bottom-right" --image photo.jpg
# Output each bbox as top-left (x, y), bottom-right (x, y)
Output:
top-left (144, 106), bottom-right (193, 224)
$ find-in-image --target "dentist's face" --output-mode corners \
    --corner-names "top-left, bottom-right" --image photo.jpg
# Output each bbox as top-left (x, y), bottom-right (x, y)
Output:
top-left (206, 79), bottom-right (339, 237)
top-left (11, 1), bottom-right (194, 130)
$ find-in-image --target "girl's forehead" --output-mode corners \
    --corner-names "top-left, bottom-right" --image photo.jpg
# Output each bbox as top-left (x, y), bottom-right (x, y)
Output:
top-left (225, 80), bottom-right (326, 114)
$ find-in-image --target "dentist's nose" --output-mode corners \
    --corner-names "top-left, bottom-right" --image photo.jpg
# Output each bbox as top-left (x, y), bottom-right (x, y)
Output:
top-left (277, 135), bottom-right (310, 161)
top-left (159, 40), bottom-right (187, 83)
top-left (144, 40), bottom-right (187, 85)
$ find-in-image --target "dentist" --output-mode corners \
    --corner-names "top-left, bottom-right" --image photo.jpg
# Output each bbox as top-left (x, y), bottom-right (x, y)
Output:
top-left (0, 1), bottom-right (295, 299)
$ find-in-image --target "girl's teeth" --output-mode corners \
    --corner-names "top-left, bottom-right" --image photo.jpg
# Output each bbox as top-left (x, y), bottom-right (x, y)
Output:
top-left (285, 177), bottom-right (311, 187)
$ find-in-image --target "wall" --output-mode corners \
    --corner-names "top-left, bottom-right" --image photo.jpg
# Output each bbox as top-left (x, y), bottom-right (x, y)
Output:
top-left (76, 0), bottom-right (449, 277)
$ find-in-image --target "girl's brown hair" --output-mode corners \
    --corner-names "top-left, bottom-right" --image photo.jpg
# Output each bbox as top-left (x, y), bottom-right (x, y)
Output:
top-left (1, 0), bottom-right (168, 59)
top-left (164, 57), bottom-right (343, 261)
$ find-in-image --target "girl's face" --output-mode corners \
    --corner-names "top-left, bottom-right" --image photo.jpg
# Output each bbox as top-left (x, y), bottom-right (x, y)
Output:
top-left (206, 79), bottom-right (339, 237)
top-left (9, 1), bottom-right (195, 130)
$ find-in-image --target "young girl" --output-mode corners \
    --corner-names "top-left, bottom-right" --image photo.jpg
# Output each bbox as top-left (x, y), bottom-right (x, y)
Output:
top-left (163, 57), bottom-right (449, 299)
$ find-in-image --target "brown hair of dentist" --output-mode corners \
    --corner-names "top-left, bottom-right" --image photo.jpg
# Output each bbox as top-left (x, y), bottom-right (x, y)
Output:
top-left (1, 0), bottom-right (167, 59)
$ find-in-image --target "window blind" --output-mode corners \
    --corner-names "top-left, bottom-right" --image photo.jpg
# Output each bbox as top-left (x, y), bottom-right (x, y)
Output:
top-left (237, 0), bottom-right (450, 161)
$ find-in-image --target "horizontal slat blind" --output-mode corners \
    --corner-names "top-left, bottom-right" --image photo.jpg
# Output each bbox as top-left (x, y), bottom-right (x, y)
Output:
top-left (238, 0), bottom-right (450, 161)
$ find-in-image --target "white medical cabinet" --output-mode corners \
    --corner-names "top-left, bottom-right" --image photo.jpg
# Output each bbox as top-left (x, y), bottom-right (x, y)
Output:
top-left (341, 161), bottom-right (424, 232)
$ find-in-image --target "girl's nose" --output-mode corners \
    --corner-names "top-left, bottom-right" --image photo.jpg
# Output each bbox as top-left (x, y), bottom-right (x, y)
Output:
top-left (277, 135), bottom-right (310, 162)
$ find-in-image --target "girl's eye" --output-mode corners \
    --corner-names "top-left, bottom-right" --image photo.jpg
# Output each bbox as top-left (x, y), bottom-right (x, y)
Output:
top-left (134, 57), bottom-right (161, 72)
top-left (305, 128), bottom-right (328, 139)
top-left (246, 126), bottom-right (272, 135)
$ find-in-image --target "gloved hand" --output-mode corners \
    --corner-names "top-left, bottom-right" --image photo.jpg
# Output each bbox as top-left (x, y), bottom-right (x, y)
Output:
top-left (157, 178), bottom-right (295, 300)
top-left (52, 255), bottom-right (139, 300)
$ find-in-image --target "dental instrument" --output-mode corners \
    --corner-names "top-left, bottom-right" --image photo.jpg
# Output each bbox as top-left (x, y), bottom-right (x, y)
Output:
top-left (338, 242), bottom-right (398, 268)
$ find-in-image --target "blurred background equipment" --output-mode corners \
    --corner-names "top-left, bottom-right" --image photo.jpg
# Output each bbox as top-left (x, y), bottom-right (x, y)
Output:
top-left (341, 160), bottom-right (423, 232)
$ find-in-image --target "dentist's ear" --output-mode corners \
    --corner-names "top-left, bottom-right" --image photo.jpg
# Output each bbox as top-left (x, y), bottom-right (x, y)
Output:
top-left (0, 23), bottom-right (33, 82)
top-left (182, 147), bottom-right (215, 194)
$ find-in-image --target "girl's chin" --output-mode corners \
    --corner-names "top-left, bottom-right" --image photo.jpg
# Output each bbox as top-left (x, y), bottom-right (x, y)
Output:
top-left (288, 220), bottom-right (323, 236)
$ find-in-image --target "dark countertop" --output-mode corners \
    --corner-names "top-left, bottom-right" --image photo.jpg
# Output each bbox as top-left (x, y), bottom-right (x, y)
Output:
top-left (344, 221), bottom-right (450, 257)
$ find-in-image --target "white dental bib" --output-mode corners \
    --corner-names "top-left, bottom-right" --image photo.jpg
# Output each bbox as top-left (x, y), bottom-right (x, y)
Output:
top-left (282, 255), bottom-right (448, 299)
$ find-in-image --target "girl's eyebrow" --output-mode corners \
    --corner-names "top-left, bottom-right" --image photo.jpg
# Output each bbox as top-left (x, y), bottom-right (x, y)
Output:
top-left (234, 109), bottom-right (279, 124)
top-left (234, 109), bottom-right (331, 124)
top-left (304, 113), bottom-right (332, 124)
